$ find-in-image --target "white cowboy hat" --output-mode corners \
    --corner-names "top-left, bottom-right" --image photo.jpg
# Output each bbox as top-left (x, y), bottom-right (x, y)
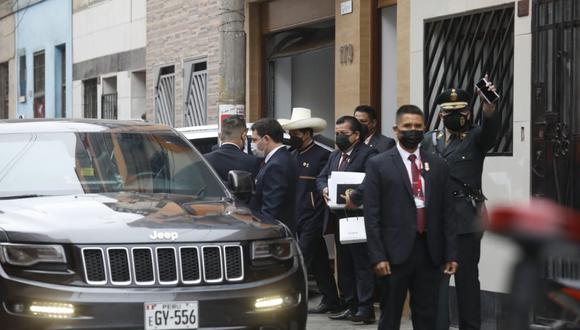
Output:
top-left (278, 107), bottom-right (327, 133)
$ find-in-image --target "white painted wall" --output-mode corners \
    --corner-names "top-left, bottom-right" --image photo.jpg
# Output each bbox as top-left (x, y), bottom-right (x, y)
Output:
top-left (291, 47), bottom-right (335, 139)
top-left (409, 0), bottom-right (532, 293)
top-left (274, 57), bottom-right (292, 121)
top-left (131, 71), bottom-right (146, 119)
top-left (381, 5), bottom-right (398, 137)
top-left (72, 0), bottom-right (146, 119)
top-left (72, 0), bottom-right (146, 63)
top-left (72, 80), bottom-right (83, 118)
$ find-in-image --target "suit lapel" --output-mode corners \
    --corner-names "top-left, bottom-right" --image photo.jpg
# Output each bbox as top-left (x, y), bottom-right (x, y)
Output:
top-left (345, 143), bottom-right (360, 171)
top-left (391, 150), bottom-right (414, 199)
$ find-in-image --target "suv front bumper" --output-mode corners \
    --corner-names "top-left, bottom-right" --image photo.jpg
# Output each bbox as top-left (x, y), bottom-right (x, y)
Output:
top-left (0, 258), bottom-right (307, 330)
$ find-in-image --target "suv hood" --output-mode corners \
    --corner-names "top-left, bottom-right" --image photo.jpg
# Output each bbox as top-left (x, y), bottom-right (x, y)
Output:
top-left (0, 193), bottom-right (286, 244)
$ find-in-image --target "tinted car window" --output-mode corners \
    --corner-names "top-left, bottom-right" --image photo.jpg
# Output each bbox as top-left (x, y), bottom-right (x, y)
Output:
top-left (0, 131), bottom-right (227, 199)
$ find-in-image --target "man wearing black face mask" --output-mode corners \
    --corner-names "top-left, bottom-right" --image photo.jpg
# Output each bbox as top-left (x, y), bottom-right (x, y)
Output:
top-left (364, 105), bottom-right (457, 330)
top-left (423, 78), bottom-right (499, 330)
top-left (354, 105), bottom-right (396, 152)
top-left (317, 116), bottom-right (378, 324)
top-left (278, 108), bottom-right (341, 314)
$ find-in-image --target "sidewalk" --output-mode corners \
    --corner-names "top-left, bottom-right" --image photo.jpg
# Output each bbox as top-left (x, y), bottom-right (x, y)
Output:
top-left (306, 294), bottom-right (414, 330)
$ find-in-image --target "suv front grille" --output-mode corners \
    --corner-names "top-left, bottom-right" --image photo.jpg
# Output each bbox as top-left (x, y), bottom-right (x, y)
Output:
top-left (81, 244), bottom-right (244, 286)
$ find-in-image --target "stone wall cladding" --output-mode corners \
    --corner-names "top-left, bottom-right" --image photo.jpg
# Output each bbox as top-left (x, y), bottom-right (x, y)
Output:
top-left (146, 0), bottom-right (221, 127)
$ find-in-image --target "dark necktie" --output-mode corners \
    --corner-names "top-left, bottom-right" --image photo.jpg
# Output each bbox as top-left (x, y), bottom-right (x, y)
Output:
top-left (338, 153), bottom-right (349, 171)
top-left (408, 154), bottom-right (426, 234)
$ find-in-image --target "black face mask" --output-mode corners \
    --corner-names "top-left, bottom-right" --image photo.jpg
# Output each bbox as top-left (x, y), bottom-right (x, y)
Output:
top-left (289, 135), bottom-right (303, 149)
top-left (335, 134), bottom-right (353, 152)
top-left (443, 111), bottom-right (470, 132)
top-left (398, 130), bottom-right (424, 150)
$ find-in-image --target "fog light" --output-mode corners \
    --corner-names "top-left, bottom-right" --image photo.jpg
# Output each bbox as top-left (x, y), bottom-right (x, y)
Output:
top-left (29, 302), bottom-right (74, 318)
top-left (254, 293), bottom-right (300, 311)
top-left (255, 296), bottom-right (284, 310)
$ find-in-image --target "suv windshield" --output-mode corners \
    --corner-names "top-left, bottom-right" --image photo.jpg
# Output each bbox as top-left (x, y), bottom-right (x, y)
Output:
top-left (0, 131), bottom-right (227, 199)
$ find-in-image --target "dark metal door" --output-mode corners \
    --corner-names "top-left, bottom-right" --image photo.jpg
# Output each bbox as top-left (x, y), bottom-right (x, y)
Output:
top-left (531, 0), bottom-right (580, 325)
top-left (532, 0), bottom-right (580, 210)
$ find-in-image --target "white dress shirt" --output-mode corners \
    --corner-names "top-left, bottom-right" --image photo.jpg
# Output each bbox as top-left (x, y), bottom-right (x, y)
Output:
top-left (396, 143), bottom-right (425, 194)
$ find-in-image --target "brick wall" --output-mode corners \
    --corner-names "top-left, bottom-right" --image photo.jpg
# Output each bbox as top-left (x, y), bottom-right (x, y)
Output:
top-left (146, 0), bottom-right (221, 127)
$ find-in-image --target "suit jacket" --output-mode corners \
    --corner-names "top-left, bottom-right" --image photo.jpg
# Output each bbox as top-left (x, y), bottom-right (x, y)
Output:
top-left (250, 147), bottom-right (298, 232)
top-left (293, 143), bottom-right (330, 233)
top-left (363, 147), bottom-right (457, 267)
top-left (367, 133), bottom-right (396, 153)
top-left (422, 111), bottom-right (500, 234)
top-left (204, 144), bottom-right (261, 182)
top-left (316, 142), bottom-right (378, 230)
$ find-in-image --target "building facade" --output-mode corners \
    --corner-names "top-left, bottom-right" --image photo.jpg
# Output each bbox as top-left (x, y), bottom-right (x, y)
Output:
top-left (15, 0), bottom-right (72, 119)
top-left (146, 0), bottom-right (220, 128)
top-left (410, 0), bottom-right (579, 328)
top-left (244, 0), bottom-right (410, 141)
top-left (72, 0), bottom-right (146, 121)
top-left (0, 0), bottom-right (16, 119)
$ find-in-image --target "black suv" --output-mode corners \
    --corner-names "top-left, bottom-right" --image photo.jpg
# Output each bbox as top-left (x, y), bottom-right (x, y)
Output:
top-left (0, 120), bottom-right (307, 330)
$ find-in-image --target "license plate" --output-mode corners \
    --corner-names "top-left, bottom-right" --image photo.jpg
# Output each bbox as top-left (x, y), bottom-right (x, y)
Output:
top-left (144, 301), bottom-right (199, 330)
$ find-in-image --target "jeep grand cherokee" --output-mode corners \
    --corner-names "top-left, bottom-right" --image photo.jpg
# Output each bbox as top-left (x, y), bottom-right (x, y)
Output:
top-left (0, 120), bottom-right (307, 330)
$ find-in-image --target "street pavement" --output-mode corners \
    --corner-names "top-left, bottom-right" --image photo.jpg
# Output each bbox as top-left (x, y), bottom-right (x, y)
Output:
top-left (306, 294), bottom-right (414, 330)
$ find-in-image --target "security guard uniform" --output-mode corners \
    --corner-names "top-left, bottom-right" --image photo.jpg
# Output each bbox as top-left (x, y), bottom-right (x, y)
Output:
top-left (423, 88), bottom-right (500, 330)
top-left (293, 141), bottom-right (340, 309)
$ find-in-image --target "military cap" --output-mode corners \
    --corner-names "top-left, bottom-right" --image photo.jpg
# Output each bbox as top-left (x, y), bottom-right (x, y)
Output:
top-left (436, 88), bottom-right (471, 110)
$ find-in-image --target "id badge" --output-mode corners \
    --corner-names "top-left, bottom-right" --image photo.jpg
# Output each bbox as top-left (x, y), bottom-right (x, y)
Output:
top-left (414, 197), bottom-right (425, 208)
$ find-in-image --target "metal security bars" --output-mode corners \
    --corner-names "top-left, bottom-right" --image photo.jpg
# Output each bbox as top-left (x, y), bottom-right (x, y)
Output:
top-left (423, 4), bottom-right (514, 154)
top-left (155, 66), bottom-right (176, 127)
top-left (184, 60), bottom-right (208, 126)
top-left (101, 93), bottom-right (118, 120)
top-left (531, 0), bottom-right (580, 210)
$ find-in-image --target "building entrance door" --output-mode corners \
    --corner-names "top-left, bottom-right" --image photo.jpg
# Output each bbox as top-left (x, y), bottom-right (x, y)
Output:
top-left (531, 0), bottom-right (580, 324)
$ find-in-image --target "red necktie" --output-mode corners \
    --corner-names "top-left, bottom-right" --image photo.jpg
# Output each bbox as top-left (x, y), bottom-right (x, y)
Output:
top-left (408, 154), bottom-right (426, 234)
top-left (338, 153), bottom-right (349, 171)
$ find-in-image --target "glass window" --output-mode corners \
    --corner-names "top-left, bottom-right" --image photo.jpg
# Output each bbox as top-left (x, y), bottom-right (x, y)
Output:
top-left (0, 131), bottom-right (227, 199)
top-left (33, 51), bottom-right (45, 118)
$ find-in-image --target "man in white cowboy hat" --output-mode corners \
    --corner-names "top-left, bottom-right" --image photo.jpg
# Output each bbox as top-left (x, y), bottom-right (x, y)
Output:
top-left (279, 108), bottom-right (341, 314)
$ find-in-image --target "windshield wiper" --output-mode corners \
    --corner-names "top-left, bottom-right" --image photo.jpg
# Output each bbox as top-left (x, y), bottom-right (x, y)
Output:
top-left (0, 194), bottom-right (47, 200)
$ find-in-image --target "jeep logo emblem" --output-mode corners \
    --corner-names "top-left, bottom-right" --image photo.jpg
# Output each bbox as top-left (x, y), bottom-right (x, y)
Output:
top-left (149, 231), bottom-right (178, 241)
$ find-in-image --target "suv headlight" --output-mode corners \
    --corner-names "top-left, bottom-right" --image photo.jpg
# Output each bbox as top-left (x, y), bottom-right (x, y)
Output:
top-left (0, 244), bottom-right (67, 266)
top-left (251, 238), bottom-right (295, 261)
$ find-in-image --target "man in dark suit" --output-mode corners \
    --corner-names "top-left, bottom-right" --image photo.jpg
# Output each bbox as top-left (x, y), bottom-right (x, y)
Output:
top-left (279, 107), bottom-right (341, 314)
top-left (364, 105), bottom-right (457, 330)
top-left (204, 115), bottom-right (261, 182)
top-left (354, 105), bottom-right (396, 152)
top-left (317, 116), bottom-right (378, 324)
top-left (249, 118), bottom-right (298, 232)
top-left (424, 78), bottom-right (499, 330)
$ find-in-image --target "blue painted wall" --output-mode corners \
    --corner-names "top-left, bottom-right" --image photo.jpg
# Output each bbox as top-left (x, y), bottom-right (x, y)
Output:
top-left (16, 0), bottom-right (72, 118)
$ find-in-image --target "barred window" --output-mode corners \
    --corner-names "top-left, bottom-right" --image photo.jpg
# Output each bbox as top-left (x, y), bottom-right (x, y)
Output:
top-left (184, 58), bottom-right (208, 126)
top-left (423, 4), bottom-right (514, 155)
top-left (155, 66), bottom-right (176, 127)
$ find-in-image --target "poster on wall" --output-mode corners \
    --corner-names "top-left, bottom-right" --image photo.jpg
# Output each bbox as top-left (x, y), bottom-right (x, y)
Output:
top-left (218, 104), bottom-right (245, 129)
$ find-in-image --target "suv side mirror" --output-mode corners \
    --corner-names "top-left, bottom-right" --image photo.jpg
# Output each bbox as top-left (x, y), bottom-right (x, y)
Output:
top-left (227, 170), bottom-right (254, 202)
